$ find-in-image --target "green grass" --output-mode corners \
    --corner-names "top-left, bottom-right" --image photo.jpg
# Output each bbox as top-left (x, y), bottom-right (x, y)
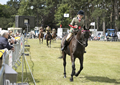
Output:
top-left (16, 39), bottom-right (120, 85)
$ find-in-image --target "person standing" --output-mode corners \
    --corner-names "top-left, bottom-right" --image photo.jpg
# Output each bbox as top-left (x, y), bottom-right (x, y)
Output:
top-left (0, 31), bottom-right (14, 51)
top-left (0, 31), bottom-right (14, 68)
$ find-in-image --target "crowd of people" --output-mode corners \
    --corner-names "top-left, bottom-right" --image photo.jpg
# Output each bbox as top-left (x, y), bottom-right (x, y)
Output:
top-left (0, 30), bottom-right (21, 68)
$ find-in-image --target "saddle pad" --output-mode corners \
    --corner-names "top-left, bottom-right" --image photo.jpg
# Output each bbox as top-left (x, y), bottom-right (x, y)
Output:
top-left (0, 50), bottom-right (5, 58)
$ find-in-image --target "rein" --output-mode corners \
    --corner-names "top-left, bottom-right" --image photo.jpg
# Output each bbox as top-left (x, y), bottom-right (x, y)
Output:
top-left (75, 36), bottom-right (85, 47)
top-left (81, 30), bottom-right (90, 32)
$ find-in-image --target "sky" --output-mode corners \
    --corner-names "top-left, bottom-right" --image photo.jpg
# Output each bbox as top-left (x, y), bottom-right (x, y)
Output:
top-left (0, 0), bottom-right (9, 5)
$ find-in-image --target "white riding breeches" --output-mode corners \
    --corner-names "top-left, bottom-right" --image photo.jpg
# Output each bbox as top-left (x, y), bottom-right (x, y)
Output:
top-left (66, 33), bottom-right (73, 41)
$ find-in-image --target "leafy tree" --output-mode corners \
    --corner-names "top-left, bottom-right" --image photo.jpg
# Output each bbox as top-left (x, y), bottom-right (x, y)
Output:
top-left (54, 4), bottom-right (71, 28)
top-left (18, 0), bottom-right (59, 28)
top-left (0, 4), bottom-right (13, 29)
top-left (41, 0), bottom-right (60, 28)
top-left (1, 0), bottom-right (120, 31)
top-left (0, 0), bottom-right (21, 29)
top-left (18, 0), bottom-right (30, 15)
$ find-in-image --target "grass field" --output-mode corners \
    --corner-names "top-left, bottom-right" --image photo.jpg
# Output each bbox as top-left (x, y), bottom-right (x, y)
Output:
top-left (16, 39), bottom-right (120, 85)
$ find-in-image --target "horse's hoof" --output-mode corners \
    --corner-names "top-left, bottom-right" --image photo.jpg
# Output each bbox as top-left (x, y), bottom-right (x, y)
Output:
top-left (70, 78), bottom-right (73, 82)
top-left (64, 76), bottom-right (66, 78)
top-left (75, 74), bottom-right (78, 77)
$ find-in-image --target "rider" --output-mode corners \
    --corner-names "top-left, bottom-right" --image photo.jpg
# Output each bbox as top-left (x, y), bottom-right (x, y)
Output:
top-left (61, 10), bottom-right (85, 51)
top-left (46, 25), bottom-right (51, 33)
top-left (39, 27), bottom-right (43, 32)
top-left (52, 28), bottom-right (56, 34)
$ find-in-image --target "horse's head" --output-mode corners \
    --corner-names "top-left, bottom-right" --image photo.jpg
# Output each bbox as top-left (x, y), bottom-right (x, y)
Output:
top-left (81, 26), bottom-right (91, 47)
top-left (76, 26), bottom-right (91, 47)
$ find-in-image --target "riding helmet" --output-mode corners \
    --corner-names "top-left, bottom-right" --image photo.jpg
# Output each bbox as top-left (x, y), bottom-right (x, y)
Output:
top-left (77, 10), bottom-right (84, 15)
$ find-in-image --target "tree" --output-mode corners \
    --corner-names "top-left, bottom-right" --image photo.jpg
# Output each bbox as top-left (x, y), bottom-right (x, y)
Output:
top-left (1, 0), bottom-right (120, 31)
top-left (18, 0), bottom-right (59, 28)
top-left (41, 0), bottom-right (59, 28)
top-left (0, 4), bottom-right (13, 29)
top-left (54, 4), bottom-right (71, 28)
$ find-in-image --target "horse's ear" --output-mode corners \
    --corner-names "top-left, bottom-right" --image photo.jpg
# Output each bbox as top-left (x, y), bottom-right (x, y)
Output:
top-left (88, 26), bottom-right (91, 30)
top-left (83, 26), bottom-right (86, 30)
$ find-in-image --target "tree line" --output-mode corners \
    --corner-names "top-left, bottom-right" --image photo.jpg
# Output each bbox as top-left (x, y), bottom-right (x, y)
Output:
top-left (0, 0), bottom-right (120, 34)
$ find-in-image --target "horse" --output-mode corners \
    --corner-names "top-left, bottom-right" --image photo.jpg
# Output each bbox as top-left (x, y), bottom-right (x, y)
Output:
top-left (38, 30), bottom-right (44, 44)
top-left (61, 26), bottom-right (91, 82)
top-left (52, 32), bottom-right (57, 42)
top-left (45, 31), bottom-right (52, 47)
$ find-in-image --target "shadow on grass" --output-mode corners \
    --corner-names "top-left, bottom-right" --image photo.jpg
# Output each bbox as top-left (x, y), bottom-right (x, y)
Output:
top-left (17, 72), bottom-right (40, 84)
top-left (39, 56), bottom-right (46, 57)
top-left (52, 47), bottom-right (61, 48)
top-left (85, 75), bottom-right (120, 84)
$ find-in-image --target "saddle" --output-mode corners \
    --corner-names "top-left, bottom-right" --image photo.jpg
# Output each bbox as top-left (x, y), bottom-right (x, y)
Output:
top-left (67, 34), bottom-right (74, 42)
top-left (67, 30), bottom-right (78, 42)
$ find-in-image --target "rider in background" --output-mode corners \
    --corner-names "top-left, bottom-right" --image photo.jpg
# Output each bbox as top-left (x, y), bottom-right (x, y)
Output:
top-left (52, 28), bottom-right (56, 34)
top-left (61, 10), bottom-right (85, 51)
top-left (45, 25), bottom-right (51, 38)
top-left (46, 25), bottom-right (51, 33)
top-left (39, 27), bottom-right (43, 32)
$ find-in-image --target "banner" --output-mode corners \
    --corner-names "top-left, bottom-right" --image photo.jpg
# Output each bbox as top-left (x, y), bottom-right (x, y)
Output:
top-left (90, 22), bottom-right (95, 26)
top-left (64, 13), bottom-right (69, 17)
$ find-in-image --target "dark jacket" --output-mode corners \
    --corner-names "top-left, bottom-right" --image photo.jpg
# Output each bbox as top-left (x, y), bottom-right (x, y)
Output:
top-left (0, 37), bottom-right (13, 50)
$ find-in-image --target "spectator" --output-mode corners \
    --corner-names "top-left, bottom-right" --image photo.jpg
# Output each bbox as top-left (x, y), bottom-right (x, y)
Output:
top-left (16, 32), bottom-right (19, 36)
top-left (0, 31), bottom-right (15, 68)
top-left (0, 31), bottom-right (14, 51)
top-left (10, 34), bottom-right (17, 45)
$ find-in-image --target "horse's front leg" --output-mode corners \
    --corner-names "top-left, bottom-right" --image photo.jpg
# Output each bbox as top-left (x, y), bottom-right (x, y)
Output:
top-left (39, 38), bottom-right (40, 44)
top-left (62, 51), bottom-right (66, 78)
top-left (75, 55), bottom-right (83, 77)
top-left (42, 38), bottom-right (43, 44)
top-left (40, 38), bottom-right (41, 44)
top-left (39, 38), bottom-right (41, 44)
top-left (46, 39), bottom-right (48, 47)
top-left (70, 55), bottom-right (76, 82)
top-left (38, 36), bottom-right (40, 44)
top-left (49, 39), bottom-right (51, 48)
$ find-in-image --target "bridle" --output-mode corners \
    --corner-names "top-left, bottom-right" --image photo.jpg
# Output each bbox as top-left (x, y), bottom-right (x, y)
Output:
top-left (75, 29), bottom-right (90, 47)
top-left (75, 36), bottom-right (85, 47)
top-left (81, 30), bottom-right (90, 33)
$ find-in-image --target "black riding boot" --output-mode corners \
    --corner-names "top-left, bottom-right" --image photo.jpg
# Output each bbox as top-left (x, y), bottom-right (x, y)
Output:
top-left (61, 40), bottom-right (68, 51)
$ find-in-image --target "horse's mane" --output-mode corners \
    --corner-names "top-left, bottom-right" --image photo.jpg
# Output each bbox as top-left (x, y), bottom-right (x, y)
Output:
top-left (76, 29), bottom-right (83, 40)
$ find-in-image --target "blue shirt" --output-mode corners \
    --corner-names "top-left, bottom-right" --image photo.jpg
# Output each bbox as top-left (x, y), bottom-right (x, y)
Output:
top-left (0, 37), bottom-right (13, 50)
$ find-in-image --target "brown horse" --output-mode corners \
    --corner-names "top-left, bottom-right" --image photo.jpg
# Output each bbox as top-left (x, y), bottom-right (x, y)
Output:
top-left (52, 32), bottom-right (57, 41)
top-left (45, 31), bottom-right (52, 47)
top-left (39, 30), bottom-right (44, 44)
top-left (61, 26), bottom-right (91, 82)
